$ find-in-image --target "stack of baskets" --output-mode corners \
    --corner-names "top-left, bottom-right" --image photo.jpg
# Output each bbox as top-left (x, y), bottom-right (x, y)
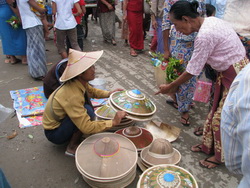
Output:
top-left (75, 133), bottom-right (138, 188)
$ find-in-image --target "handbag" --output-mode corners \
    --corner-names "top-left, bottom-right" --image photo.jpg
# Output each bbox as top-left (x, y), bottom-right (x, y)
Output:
top-left (143, 0), bottom-right (150, 14)
top-left (193, 79), bottom-right (212, 103)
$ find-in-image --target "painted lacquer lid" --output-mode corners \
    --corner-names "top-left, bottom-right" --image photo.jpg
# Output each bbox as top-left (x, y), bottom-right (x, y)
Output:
top-left (95, 104), bottom-right (116, 120)
top-left (110, 90), bottom-right (156, 116)
top-left (137, 164), bottom-right (198, 188)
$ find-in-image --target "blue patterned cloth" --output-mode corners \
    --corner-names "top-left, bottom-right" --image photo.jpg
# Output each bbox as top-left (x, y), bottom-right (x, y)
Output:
top-left (0, 0), bottom-right (6, 5)
top-left (162, 0), bottom-right (206, 112)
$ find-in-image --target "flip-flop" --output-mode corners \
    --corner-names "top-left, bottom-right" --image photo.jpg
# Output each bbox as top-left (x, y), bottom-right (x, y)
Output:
top-left (180, 116), bottom-right (190, 126)
top-left (10, 58), bottom-right (21, 65)
top-left (65, 151), bottom-right (75, 158)
top-left (45, 37), bottom-right (53, 41)
top-left (191, 144), bottom-right (203, 152)
top-left (111, 40), bottom-right (117, 46)
top-left (166, 100), bottom-right (178, 109)
top-left (193, 126), bottom-right (203, 136)
top-left (130, 51), bottom-right (138, 57)
top-left (5, 56), bottom-right (11, 63)
top-left (199, 157), bottom-right (222, 169)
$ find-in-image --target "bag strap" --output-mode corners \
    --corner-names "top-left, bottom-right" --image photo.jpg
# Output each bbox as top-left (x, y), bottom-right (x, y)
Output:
top-left (55, 58), bottom-right (68, 83)
top-left (50, 83), bottom-right (64, 122)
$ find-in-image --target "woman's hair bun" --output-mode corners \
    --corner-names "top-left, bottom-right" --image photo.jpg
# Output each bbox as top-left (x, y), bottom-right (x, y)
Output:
top-left (190, 1), bottom-right (199, 13)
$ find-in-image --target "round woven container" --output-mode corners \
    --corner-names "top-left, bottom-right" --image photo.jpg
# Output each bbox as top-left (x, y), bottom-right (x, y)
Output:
top-left (110, 90), bottom-right (156, 116)
top-left (115, 127), bottom-right (153, 151)
top-left (75, 133), bottom-right (138, 187)
top-left (140, 138), bottom-right (181, 167)
top-left (137, 164), bottom-right (198, 188)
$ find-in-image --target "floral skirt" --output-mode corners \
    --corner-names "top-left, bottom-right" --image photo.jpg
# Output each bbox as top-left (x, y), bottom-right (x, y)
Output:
top-left (201, 57), bottom-right (249, 162)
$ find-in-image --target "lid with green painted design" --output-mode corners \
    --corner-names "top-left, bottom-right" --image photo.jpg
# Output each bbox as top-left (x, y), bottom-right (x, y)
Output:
top-left (137, 164), bottom-right (198, 188)
top-left (109, 90), bottom-right (156, 116)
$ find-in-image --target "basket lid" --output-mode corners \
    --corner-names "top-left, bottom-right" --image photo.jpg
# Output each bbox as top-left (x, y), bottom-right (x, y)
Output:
top-left (140, 138), bottom-right (181, 166)
top-left (115, 127), bottom-right (153, 151)
top-left (75, 133), bottom-right (137, 180)
top-left (137, 164), bottom-right (198, 188)
top-left (110, 90), bottom-right (156, 116)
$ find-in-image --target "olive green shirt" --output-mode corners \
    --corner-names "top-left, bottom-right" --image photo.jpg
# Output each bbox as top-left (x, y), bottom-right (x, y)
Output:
top-left (42, 79), bottom-right (113, 134)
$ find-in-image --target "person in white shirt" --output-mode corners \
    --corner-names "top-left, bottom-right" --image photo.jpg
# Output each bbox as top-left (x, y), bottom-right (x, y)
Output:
top-left (16, 0), bottom-right (48, 80)
top-left (52, 0), bottom-right (82, 59)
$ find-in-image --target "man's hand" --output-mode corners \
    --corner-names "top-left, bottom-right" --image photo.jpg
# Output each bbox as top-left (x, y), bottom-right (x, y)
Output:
top-left (155, 83), bottom-right (179, 95)
top-left (112, 111), bottom-right (127, 126)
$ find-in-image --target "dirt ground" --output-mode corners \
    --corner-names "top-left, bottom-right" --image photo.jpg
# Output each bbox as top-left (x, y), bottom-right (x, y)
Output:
top-left (0, 9), bottom-right (242, 188)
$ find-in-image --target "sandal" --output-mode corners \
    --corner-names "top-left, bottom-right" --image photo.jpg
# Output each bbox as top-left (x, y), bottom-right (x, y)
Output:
top-left (166, 99), bottom-right (178, 109)
top-left (5, 56), bottom-right (11, 63)
top-left (34, 76), bottom-right (45, 81)
top-left (193, 126), bottom-right (203, 136)
top-left (199, 156), bottom-right (222, 169)
top-left (180, 116), bottom-right (190, 126)
top-left (10, 58), bottom-right (21, 65)
top-left (130, 49), bottom-right (138, 57)
top-left (111, 39), bottom-right (117, 46)
top-left (191, 144), bottom-right (203, 152)
top-left (45, 37), bottom-right (53, 41)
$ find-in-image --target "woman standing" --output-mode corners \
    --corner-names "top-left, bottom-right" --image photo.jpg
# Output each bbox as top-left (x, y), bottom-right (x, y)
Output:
top-left (98, 0), bottom-right (116, 45)
top-left (123, 0), bottom-right (144, 57)
top-left (162, 0), bottom-right (206, 126)
top-left (150, 0), bottom-right (165, 53)
top-left (156, 0), bottom-right (248, 169)
top-left (17, 0), bottom-right (48, 80)
top-left (0, 0), bottom-right (27, 64)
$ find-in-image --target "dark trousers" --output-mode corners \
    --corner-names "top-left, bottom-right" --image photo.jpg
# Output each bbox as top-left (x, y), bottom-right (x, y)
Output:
top-left (44, 104), bottom-right (95, 144)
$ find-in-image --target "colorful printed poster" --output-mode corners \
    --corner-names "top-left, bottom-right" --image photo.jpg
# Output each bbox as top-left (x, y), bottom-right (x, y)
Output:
top-left (90, 98), bottom-right (108, 107)
top-left (10, 86), bottom-right (47, 128)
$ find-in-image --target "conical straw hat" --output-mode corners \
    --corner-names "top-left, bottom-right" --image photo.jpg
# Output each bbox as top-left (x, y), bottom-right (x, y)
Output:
top-left (60, 49), bottom-right (103, 82)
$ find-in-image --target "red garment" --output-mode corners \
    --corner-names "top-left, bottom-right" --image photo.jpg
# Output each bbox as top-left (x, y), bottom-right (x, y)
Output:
top-left (72, 0), bottom-right (86, 24)
top-left (127, 10), bottom-right (144, 50)
top-left (127, 0), bottom-right (143, 12)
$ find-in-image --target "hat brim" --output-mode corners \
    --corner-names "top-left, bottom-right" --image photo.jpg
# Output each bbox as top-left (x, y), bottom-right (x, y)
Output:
top-left (140, 147), bottom-right (181, 166)
top-left (60, 50), bottom-right (104, 82)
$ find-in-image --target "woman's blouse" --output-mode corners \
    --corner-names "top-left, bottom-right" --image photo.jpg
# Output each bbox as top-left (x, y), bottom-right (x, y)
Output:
top-left (186, 17), bottom-right (246, 76)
